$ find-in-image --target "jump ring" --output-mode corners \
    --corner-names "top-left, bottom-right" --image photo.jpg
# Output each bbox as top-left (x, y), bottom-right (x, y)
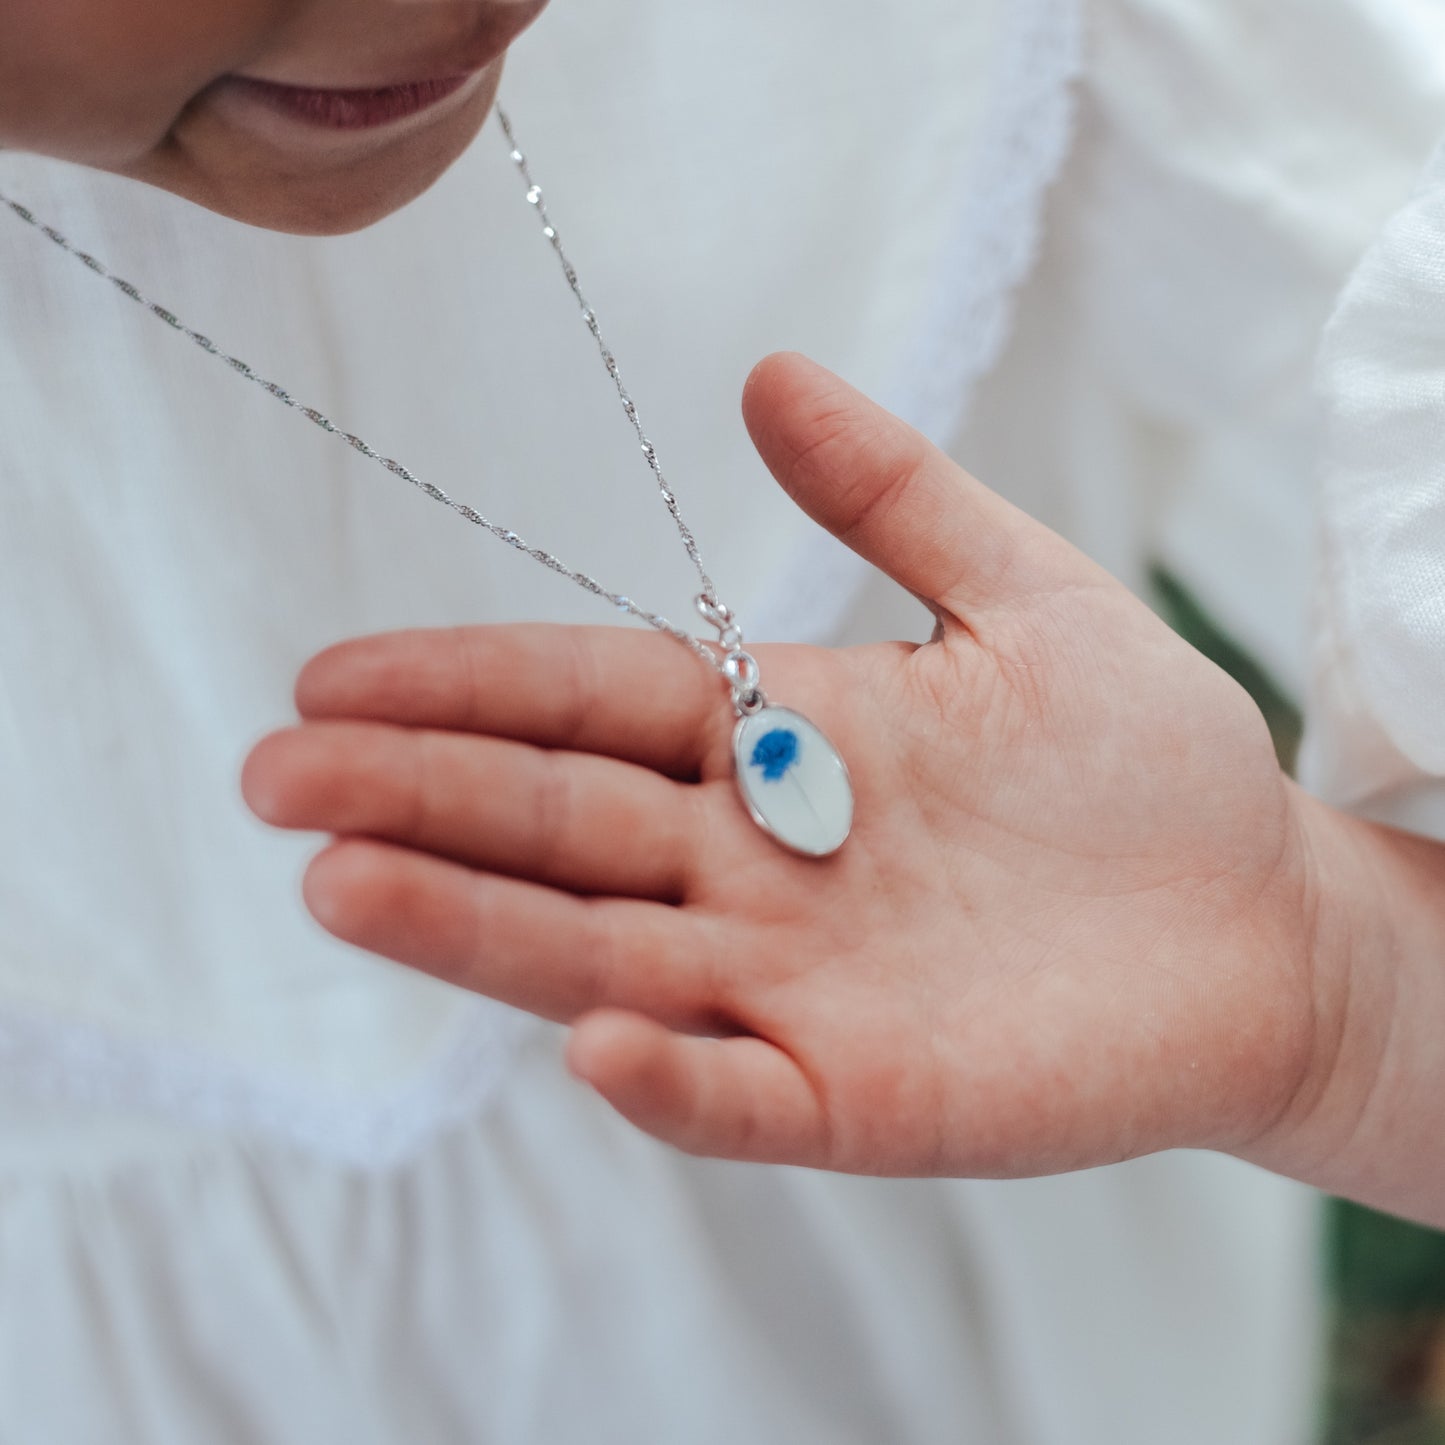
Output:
top-left (722, 649), bottom-right (761, 692)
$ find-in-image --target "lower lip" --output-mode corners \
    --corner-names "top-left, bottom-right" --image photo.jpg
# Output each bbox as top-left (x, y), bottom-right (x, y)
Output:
top-left (224, 74), bottom-right (474, 131)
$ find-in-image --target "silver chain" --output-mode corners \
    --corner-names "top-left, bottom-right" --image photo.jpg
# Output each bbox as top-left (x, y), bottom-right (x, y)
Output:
top-left (496, 108), bottom-right (718, 610)
top-left (0, 108), bottom-right (768, 709)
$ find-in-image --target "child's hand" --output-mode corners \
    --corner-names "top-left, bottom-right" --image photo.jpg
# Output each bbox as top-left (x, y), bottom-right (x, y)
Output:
top-left (243, 353), bottom-right (1330, 1179)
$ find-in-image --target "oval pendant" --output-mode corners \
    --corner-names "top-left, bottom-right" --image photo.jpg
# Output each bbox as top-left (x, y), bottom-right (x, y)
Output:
top-left (733, 706), bottom-right (853, 858)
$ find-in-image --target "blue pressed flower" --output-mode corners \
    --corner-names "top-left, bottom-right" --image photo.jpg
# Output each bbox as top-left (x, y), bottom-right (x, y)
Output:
top-left (750, 727), bottom-right (800, 782)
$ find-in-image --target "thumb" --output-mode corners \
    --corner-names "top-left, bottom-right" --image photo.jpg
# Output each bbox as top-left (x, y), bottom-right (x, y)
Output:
top-left (741, 351), bottom-right (1086, 619)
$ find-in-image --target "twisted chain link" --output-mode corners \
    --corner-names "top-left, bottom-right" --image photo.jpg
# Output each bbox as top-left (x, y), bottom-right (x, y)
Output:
top-left (0, 110), bottom-right (758, 688)
top-left (496, 108), bottom-right (720, 611)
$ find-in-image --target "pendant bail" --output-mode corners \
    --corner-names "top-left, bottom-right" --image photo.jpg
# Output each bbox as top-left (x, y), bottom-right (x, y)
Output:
top-left (697, 593), bottom-right (768, 716)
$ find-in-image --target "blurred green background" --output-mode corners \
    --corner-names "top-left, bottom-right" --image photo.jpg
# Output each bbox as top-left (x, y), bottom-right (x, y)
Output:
top-left (1152, 569), bottom-right (1445, 1445)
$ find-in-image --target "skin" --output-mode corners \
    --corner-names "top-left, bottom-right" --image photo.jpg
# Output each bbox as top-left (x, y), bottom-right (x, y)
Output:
top-left (245, 353), bottom-right (1445, 1228)
top-left (0, 0), bottom-right (549, 234)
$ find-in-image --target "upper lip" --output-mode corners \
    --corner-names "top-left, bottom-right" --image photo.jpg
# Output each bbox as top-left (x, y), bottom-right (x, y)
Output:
top-left (235, 2), bottom-right (544, 93)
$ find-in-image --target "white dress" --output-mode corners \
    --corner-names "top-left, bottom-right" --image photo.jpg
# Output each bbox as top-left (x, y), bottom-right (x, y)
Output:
top-left (1, 0), bottom-right (1440, 1440)
top-left (1298, 137), bottom-right (1445, 841)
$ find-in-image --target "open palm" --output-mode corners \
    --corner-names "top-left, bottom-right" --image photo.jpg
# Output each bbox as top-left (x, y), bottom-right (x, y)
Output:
top-left (244, 353), bottom-right (1318, 1177)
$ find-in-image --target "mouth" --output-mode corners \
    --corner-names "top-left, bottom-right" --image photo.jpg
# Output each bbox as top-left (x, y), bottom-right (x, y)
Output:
top-left (211, 1), bottom-right (548, 142)
top-left (222, 74), bottom-right (477, 131)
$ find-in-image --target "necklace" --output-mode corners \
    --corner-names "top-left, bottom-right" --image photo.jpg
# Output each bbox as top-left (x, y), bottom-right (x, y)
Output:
top-left (0, 108), bottom-right (854, 858)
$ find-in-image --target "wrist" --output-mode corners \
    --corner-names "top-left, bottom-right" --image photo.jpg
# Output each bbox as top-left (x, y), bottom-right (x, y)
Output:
top-left (1235, 783), bottom-right (1445, 1226)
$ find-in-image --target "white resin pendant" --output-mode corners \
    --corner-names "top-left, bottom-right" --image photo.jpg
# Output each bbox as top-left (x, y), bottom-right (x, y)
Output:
top-left (733, 706), bottom-right (853, 858)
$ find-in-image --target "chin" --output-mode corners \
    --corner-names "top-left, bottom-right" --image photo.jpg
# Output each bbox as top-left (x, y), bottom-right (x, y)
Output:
top-left (123, 70), bottom-right (499, 237)
top-left (148, 147), bottom-right (475, 236)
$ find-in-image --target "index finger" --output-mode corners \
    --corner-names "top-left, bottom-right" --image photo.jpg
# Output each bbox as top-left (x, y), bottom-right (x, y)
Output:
top-left (295, 623), bottom-right (725, 779)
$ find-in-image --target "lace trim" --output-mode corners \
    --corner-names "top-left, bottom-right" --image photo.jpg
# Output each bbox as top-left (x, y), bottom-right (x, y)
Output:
top-left (751, 0), bottom-right (1085, 643)
top-left (0, 997), bottom-right (530, 1171)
